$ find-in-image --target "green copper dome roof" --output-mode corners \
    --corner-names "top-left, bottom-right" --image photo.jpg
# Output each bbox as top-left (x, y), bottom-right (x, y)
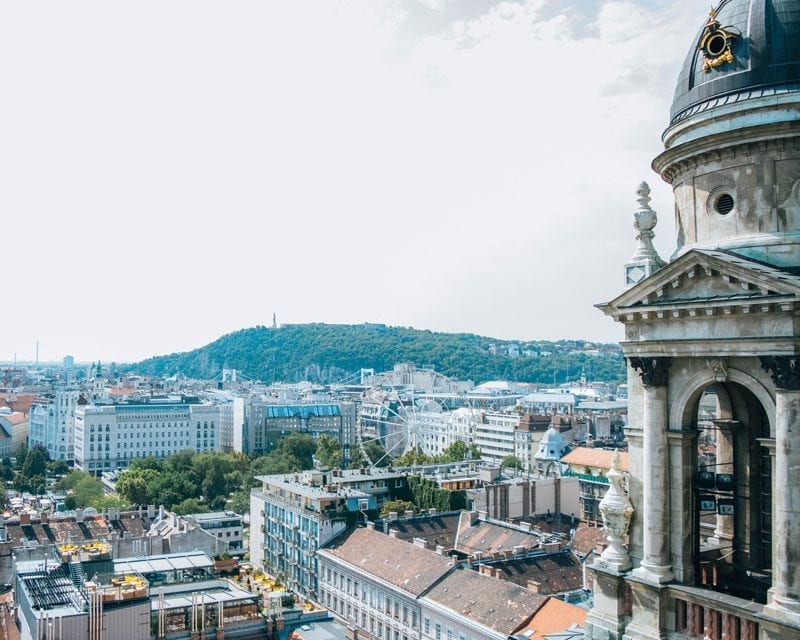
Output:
top-left (670, 0), bottom-right (800, 124)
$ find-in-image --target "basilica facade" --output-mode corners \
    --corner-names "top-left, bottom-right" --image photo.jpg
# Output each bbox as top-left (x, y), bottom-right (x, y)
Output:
top-left (585, 1), bottom-right (800, 639)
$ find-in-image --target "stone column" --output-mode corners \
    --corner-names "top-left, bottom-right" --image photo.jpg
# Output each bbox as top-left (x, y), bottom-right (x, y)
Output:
top-left (629, 357), bottom-right (674, 584)
top-left (760, 356), bottom-right (800, 624)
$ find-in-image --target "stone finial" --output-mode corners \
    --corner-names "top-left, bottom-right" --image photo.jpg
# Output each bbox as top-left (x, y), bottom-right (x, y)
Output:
top-left (611, 449), bottom-right (622, 472)
top-left (598, 449), bottom-right (633, 572)
top-left (625, 181), bottom-right (666, 286)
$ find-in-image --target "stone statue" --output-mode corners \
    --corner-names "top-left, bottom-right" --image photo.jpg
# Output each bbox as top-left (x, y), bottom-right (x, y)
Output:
top-left (599, 450), bottom-right (634, 571)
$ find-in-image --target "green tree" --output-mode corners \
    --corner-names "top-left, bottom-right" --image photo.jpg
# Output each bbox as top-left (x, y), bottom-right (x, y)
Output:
top-left (0, 460), bottom-right (14, 482)
top-left (22, 445), bottom-right (50, 479)
top-left (14, 442), bottom-right (28, 469)
top-left (93, 495), bottom-right (130, 510)
top-left (47, 460), bottom-right (70, 476)
top-left (275, 433), bottom-right (316, 470)
top-left (434, 441), bottom-right (481, 463)
top-left (501, 455), bottom-right (524, 472)
top-left (55, 471), bottom-right (105, 508)
top-left (315, 434), bottom-right (342, 469)
top-left (227, 490), bottom-right (250, 515)
top-left (379, 499), bottom-right (415, 518)
top-left (349, 441), bottom-right (391, 468)
top-left (174, 498), bottom-right (209, 515)
top-left (251, 452), bottom-right (300, 476)
top-left (129, 456), bottom-right (163, 472)
top-left (395, 447), bottom-right (433, 466)
top-left (115, 468), bottom-right (160, 505)
top-left (202, 465), bottom-right (226, 503)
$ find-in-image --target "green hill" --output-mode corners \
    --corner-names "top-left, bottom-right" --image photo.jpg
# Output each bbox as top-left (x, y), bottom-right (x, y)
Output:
top-left (129, 323), bottom-right (625, 385)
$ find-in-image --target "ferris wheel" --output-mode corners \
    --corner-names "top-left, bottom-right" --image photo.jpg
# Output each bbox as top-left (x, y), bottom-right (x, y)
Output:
top-left (355, 368), bottom-right (477, 467)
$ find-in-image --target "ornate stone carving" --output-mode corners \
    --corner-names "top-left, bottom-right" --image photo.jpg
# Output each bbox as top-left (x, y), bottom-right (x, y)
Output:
top-left (625, 182), bottom-right (666, 287)
top-left (759, 356), bottom-right (800, 390)
top-left (598, 450), bottom-right (634, 572)
top-left (706, 357), bottom-right (728, 382)
top-left (629, 357), bottom-right (671, 386)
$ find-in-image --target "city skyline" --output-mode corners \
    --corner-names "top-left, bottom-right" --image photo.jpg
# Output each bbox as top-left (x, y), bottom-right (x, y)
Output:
top-left (1, 1), bottom-right (698, 363)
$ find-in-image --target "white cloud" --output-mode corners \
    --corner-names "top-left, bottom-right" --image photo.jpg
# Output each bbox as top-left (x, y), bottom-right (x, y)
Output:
top-left (0, 0), bottom-right (700, 362)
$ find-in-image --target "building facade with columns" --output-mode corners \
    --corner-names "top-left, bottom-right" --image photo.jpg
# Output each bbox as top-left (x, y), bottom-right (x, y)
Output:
top-left (585, 1), bottom-right (800, 639)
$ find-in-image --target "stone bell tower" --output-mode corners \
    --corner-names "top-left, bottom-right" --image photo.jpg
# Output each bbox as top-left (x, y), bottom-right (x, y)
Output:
top-left (585, 1), bottom-right (800, 639)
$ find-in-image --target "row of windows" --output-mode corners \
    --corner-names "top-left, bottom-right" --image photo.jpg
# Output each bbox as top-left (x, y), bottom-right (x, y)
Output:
top-left (324, 568), bottom-right (417, 626)
top-left (322, 591), bottom-right (411, 640)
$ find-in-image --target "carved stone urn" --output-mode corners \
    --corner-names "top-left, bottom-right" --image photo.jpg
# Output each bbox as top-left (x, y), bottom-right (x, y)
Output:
top-left (599, 450), bottom-right (634, 572)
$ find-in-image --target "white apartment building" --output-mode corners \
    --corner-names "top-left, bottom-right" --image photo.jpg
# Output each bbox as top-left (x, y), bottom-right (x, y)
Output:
top-left (318, 527), bottom-right (450, 640)
top-left (74, 401), bottom-right (223, 474)
top-left (473, 413), bottom-right (520, 464)
top-left (319, 527), bottom-right (544, 640)
top-left (28, 387), bottom-right (81, 462)
top-left (415, 408), bottom-right (481, 458)
top-left (182, 510), bottom-right (244, 551)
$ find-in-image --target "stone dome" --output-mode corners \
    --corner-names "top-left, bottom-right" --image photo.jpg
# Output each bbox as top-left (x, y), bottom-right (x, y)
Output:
top-left (534, 426), bottom-right (569, 462)
top-left (669, 0), bottom-right (800, 125)
top-left (653, 0), bottom-right (800, 269)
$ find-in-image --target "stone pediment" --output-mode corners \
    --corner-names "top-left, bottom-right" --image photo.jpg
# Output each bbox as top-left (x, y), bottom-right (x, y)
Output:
top-left (598, 249), bottom-right (800, 321)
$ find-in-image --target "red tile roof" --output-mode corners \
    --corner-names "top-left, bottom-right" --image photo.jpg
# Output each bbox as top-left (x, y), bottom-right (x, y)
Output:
top-left (559, 448), bottom-right (628, 472)
top-left (515, 597), bottom-right (586, 639)
top-left (424, 567), bottom-right (545, 635)
top-left (455, 512), bottom-right (538, 555)
top-left (321, 527), bottom-right (453, 596)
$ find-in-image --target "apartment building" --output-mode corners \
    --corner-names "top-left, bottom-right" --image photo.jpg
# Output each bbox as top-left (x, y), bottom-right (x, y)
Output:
top-left (182, 511), bottom-right (244, 551)
top-left (318, 527), bottom-right (545, 640)
top-left (73, 400), bottom-right (223, 474)
top-left (473, 413), bottom-right (520, 464)
top-left (250, 467), bottom-right (408, 599)
top-left (28, 387), bottom-right (81, 461)
top-left (244, 402), bottom-right (357, 455)
top-left (318, 527), bottom-right (451, 640)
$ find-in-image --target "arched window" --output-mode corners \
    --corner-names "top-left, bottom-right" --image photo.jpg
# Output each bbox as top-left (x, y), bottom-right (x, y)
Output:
top-left (692, 383), bottom-right (771, 603)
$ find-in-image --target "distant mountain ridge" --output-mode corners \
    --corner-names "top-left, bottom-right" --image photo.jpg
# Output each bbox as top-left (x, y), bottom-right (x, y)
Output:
top-left (129, 323), bottom-right (625, 385)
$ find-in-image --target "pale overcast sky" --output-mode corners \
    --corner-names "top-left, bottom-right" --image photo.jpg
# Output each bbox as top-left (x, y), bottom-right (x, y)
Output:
top-left (1, 0), bottom-right (701, 364)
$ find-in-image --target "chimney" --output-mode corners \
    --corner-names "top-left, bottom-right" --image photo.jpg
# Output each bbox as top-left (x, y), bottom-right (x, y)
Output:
top-left (388, 530), bottom-right (398, 538)
top-left (527, 580), bottom-right (542, 594)
top-left (75, 509), bottom-right (84, 523)
top-left (387, 512), bottom-right (398, 522)
top-left (428, 508), bottom-right (436, 516)
top-left (503, 549), bottom-right (514, 560)
top-left (404, 510), bottom-right (414, 519)
top-left (493, 568), bottom-right (503, 579)
top-left (435, 545), bottom-right (445, 555)
top-left (479, 565), bottom-right (492, 576)
top-left (412, 538), bottom-right (428, 549)
top-left (366, 522), bottom-right (376, 530)
top-left (467, 511), bottom-right (479, 526)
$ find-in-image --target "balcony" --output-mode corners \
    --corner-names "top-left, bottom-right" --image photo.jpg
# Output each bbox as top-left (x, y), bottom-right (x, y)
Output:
top-left (563, 469), bottom-right (609, 484)
top-left (669, 585), bottom-right (780, 640)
